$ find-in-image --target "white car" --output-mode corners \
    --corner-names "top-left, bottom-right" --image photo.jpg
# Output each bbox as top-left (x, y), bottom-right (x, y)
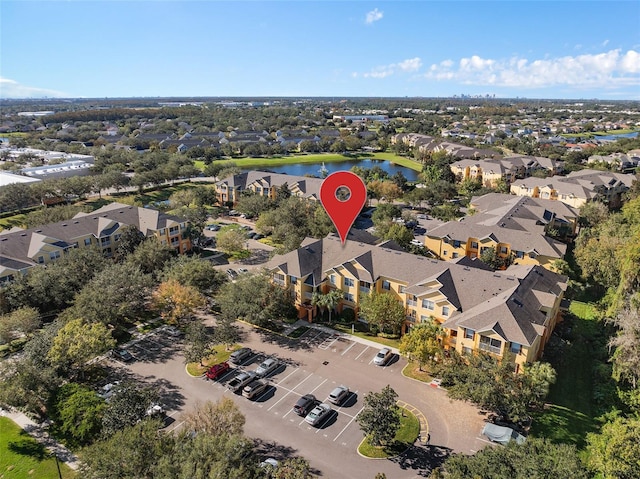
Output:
top-left (328, 385), bottom-right (350, 405)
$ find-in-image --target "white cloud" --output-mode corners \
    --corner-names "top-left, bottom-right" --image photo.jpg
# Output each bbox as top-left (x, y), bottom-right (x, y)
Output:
top-left (602, 39), bottom-right (610, 47)
top-left (0, 77), bottom-right (67, 98)
top-left (365, 8), bottom-right (383, 25)
top-left (424, 49), bottom-right (640, 90)
top-left (363, 57), bottom-right (422, 79)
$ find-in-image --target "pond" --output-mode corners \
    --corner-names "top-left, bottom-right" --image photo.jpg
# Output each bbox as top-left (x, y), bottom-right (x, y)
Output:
top-left (240, 159), bottom-right (421, 182)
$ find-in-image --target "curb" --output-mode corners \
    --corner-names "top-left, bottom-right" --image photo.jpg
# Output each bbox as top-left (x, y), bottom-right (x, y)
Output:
top-left (396, 400), bottom-right (429, 445)
top-left (356, 404), bottom-right (421, 459)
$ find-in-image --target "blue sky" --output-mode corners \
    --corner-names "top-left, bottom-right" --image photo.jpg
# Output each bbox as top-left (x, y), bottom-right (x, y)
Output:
top-left (1, 1), bottom-right (639, 100)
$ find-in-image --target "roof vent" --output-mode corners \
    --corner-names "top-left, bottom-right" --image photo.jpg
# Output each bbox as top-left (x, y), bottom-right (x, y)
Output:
top-left (1, 238), bottom-right (7, 242)
top-left (74, 221), bottom-right (79, 224)
top-left (21, 233), bottom-right (27, 236)
top-left (35, 230), bottom-right (42, 233)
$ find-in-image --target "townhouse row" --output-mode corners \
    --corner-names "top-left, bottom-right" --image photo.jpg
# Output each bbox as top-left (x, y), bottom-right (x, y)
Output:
top-left (0, 202), bottom-right (191, 284)
top-left (267, 234), bottom-right (568, 371)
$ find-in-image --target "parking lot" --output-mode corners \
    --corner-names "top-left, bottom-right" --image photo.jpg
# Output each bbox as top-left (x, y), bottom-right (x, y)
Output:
top-left (108, 321), bottom-right (489, 479)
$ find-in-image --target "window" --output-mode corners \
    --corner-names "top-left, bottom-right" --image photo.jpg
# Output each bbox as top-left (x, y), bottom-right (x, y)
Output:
top-left (471, 241), bottom-right (478, 249)
top-left (420, 315), bottom-right (429, 322)
top-left (452, 252), bottom-right (459, 259)
top-left (453, 240), bottom-right (461, 248)
top-left (510, 342), bottom-right (522, 354)
top-left (84, 238), bottom-right (92, 246)
top-left (422, 299), bottom-right (435, 310)
top-left (359, 281), bottom-right (371, 292)
top-left (343, 292), bottom-right (354, 302)
top-left (515, 250), bottom-right (524, 259)
top-left (37, 256), bottom-right (45, 264)
top-left (462, 346), bottom-right (473, 355)
top-left (100, 237), bottom-right (111, 247)
top-left (169, 226), bottom-right (179, 235)
top-left (407, 295), bottom-right (417, 306)
top-left (399, 285), bottom-right (406, 293)
top-left (290, 276), bottom-right (297, 284)
top-left (273, 273), bottom-right (285, 285)
top-left (49, 251), bottom-right (61, 260)
top-left (344, 278), bottom-right (354, 287)
top-left (329, 274), bottom-right (336, 285)
top-left (529, 252), bottom-right (537, 259)
top-left (114, 234), bottom-right (121, 242)
top-left (103, 247), bottom-right (112, 256)
top-left (464, 328), bottom-right (475, 340)
top-left (382, 280), bottom-right (391, 291)
top-left (500, 246), bottom-right (508, 254)
top-left (443, 250), bottom-right (448, 256)
top-left (159, 228), bottom-right (166, 235)
top-left (479, 336), bottom-right (502, 354)
top-left (407, 310), bottom-right (417, 321)
top-left (442, 306), bottom-right (450, 316)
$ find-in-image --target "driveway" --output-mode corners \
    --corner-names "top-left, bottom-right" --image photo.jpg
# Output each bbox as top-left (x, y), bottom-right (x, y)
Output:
top-left (112, 321), bottom-right (489, 478)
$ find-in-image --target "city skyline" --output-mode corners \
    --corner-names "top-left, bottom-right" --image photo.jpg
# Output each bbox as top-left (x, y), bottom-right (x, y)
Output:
top-left (1, 1), bottom-right (639, 100)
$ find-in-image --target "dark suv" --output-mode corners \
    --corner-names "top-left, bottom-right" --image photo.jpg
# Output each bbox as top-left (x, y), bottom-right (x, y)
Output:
top-left (293, 394), bottom-right (317, 417)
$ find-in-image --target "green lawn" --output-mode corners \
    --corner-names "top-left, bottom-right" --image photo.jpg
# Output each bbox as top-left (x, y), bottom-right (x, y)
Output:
top-left (530, 301), bottom-right (601, 447)
top-left (0, 417), bottom-right (76, 479)
top-left (186, 343), bottom-right (239, 376)
top-left (196, 152), bottom-right (424, 172)
top-left (331, 322), bottom-right (401, 349)
top-left (358, 408), bottom-right (420, 458)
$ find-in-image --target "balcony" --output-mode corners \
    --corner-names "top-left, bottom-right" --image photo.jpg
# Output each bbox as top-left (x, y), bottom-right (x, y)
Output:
top-left (407, 299), bottom-right (417, 307)
top-left (479, 343), bottom-right (502, 355)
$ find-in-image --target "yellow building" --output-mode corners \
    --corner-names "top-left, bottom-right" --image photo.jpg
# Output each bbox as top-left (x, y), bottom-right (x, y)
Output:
top-left (0, 202), bottom-right (191, 284)
top-left (267, 235), bottom-right (568, 369)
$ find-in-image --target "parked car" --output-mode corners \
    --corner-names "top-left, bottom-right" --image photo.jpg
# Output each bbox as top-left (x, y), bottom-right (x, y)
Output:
top-left (255, 358), bottom-right (280, 378)
top-left (205, 224), bottom-right (220, 231)
top-left (228, 371), bottom-right (256, 393)
top-left (205, 361), bottom-right (230, 380)
top-left (226, 268), bottom-right (238, 280)
top-left (305, 403), bottom-right (332, 426)
top-left (259, 458), bottom-right (279, 468)
top-left (253, 233), bottom-right (264, 240)
top-left (246, 232), bottom-right (258, 239)
top-left (293, 394), bottom-right (317, 416)
top-left (328, 386), bottom-right (350, 405)
top-left (237, 268), bottom-right (249, 274)
top-left (164, 326), bottom-right (183, 337)
top-left (98, 381), bottom-right (120, 401)
top-left (374, 347), bottom-right (393, 366)
top-left (242, 379), bottom-right (268, 399)
top-left (229, 347), bottom-right (252, 364)
top-left (146, 403), bottom-right (165, 417)
top-left (410, 239), bottom-right (424, 246)
top-left (112, 348), bottom-right (134, 362)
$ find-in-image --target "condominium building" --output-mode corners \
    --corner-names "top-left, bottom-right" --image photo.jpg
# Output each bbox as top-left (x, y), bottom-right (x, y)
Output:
top-left (267, 235), bottom-right (568, 369)
top-left (0, 202), bottom-right (191, 284)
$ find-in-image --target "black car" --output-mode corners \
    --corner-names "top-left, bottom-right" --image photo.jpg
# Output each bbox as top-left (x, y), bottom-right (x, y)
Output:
top-left (293, 394), bottom-right (317, 417)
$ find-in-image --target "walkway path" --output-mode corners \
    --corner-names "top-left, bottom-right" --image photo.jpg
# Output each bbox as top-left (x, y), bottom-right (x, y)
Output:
top-left (0, 408), bottom-right (80, 470)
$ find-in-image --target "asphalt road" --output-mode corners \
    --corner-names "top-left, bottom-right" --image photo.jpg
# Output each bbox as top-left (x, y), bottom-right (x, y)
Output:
top-left (110, 321), bottom-right (490, 479)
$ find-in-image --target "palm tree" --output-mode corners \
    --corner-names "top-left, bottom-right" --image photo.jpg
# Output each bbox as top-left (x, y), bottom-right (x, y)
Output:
top-left (311, 289), bottom-right (343, 324)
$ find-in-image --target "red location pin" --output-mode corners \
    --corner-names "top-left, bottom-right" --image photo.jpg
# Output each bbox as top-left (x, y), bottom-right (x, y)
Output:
top-left (320, 171), bottom-right (367, 244)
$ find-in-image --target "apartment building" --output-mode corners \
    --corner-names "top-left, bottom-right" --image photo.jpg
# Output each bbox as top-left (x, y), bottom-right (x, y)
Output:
top-left (510, 169), bottom-right (636, 208)
top-left (267, 235), bottom-right (567, 369)
top-left (423, 193), bottom-right (577, 270)
top-left (450, 155), bottom-right (563, 188)
top-left (215, 171), bottom-right (324, 206)
top-left (0, 202), bottom-right (191, 284)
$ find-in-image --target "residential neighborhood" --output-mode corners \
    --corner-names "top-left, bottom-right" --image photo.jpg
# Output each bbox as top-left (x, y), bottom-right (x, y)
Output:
top-left (0, 96), bottom-right (638, 479)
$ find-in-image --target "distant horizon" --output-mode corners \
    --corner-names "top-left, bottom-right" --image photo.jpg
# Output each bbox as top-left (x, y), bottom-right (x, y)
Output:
top-left (3, 95), bottom-right (639, 103)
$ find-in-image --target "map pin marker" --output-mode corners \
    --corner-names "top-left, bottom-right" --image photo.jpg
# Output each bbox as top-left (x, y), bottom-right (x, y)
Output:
top-left (320, 171), bottom-right (367, 244)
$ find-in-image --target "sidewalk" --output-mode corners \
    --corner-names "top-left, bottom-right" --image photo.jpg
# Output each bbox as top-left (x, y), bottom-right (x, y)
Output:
top-left (284, 319), bottom-right (400, 355)
top-left (1, 408), bottom-right (80, 470)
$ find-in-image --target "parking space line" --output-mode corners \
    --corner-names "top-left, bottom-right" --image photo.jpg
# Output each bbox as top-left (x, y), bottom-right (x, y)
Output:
top-left (268, 372), bottom-right (312, 411)
top-left (354, 346), bottom-right (369, 361)
top-left (340, 341), bottom-right (356, 356)
top-left (333, 406), bottom-right (364, 441)
top-left (304, 330), bottom-right (325, 343)
top-left (274, 366), bottom-right (300, 385)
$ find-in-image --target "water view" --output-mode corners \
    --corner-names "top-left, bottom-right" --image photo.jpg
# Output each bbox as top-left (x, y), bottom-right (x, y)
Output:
top-left (240, 158), bottom-right (421, 182)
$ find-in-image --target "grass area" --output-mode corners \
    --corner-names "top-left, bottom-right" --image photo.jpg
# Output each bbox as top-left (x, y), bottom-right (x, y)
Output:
top-left (402, 362), bottom-right (434, 383)
top-left (358, 408), bottom-right (420, 458)
top-left (0, 417), bottom-right (76, 479)
top-left (186, 344), bottom-right (238, 376)
top-left (331, 322), bottom-right (401, 349)
top-left (530, 301), bottom-right (601, 447)
top-left (195, 152), bottom-right (424, 172)
top-left (287, 326), bottom-right (310, 338)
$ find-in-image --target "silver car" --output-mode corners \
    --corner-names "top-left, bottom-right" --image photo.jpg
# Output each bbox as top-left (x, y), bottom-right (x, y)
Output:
top-left (255, 358), bottom-right (279, 378)
top-left (374, 347), bottom-right (393, 366)
top-left (305, 403), bottom-right (332, 426)
top-left (242, 379), bottom-right (268, 399)
top-left (328, 385), bottom-right (350, 405)
top-left (228, 371), bottom-right (256, 393)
